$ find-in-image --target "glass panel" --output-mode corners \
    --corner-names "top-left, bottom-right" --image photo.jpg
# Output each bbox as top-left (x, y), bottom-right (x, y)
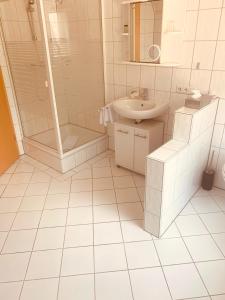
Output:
top-left (0, 0), bottom-right (59, 151)
top-left (42, 0), bottom-right (106, 153)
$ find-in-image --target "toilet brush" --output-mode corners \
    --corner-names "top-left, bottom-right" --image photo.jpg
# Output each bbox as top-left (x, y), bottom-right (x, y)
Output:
top-left (202, 151), bottom-right (215, 191)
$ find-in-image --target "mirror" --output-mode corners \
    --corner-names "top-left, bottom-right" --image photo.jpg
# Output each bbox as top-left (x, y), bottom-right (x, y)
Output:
top-left (125, 0), bottom-right (163, 63)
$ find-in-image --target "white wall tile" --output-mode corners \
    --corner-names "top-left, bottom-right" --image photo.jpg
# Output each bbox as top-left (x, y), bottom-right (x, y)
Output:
top-left (199, 0), bottom-right (223, 9)
top-left (214, 41), bottom-right (225, 70)
top-left (155, 67), bottom-right (173, 92)
top-left (196, 9), bottom-right (221, 40)
top-left (218, 8), bottom-right (225, 40)
top-left (140, 66), bottom-right (156, 90)
top-left (210, 71), bottom-right (225, 98)
top-left (192, 41), bottom-right (216, 70)
top-left (126, 65), bottom-right (140, 87)
top-left (190, 70), bottom-right (211, 92)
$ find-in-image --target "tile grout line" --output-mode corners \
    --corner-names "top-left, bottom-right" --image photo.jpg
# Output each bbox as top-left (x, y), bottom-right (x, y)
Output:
top-left (111, 161), bottom-right (136, 300)
top-left (175, 221), bottom-right (212, 299)
top-left (55, 176), bottom-right (72, 300)
top-left (151, 237), bottom-right (174, 300)
top-left (0, 166), bottom-right (36, 256)
top-left (18, 167), bottom-right (51, 300)
top-left (91, 162), bottom-right (97, 300)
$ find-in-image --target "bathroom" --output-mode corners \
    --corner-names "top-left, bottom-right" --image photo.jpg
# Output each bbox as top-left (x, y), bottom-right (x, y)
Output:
top-left (0, 0), bottom-right (225, 299)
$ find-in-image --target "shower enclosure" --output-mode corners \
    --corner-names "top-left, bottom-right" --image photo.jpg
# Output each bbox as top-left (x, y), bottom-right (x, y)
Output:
top-left (0, 0), bottom-right (107, 172)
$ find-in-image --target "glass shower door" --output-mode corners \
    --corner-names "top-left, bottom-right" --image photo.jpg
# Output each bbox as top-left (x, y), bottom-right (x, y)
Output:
top-left (40, 0), bottom-right (106, 153)
top-left (0, 0), bottom-right (61, 152)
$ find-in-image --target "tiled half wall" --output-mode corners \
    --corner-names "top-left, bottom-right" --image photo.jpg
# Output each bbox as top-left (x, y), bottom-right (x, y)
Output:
top-left (145, 100), bottom-right (218, 237)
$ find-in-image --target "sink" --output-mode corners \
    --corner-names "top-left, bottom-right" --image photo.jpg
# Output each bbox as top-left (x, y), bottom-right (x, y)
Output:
top-left (112, 98), bottom-right (169, 121)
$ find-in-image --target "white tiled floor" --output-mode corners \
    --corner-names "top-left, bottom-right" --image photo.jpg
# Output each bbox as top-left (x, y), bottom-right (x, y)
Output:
top-left (0, 151), bottom-right (224, 300)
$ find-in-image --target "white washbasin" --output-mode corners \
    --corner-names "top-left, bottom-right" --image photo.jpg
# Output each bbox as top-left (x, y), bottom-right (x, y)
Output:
top-left (113, 98), bottom-right (169, 121)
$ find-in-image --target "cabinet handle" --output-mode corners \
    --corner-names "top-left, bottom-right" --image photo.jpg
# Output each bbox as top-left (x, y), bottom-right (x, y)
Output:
top-left (117, 129), bottom-right (128, 134)
top-left (135, 134), bottom-right (147, 139)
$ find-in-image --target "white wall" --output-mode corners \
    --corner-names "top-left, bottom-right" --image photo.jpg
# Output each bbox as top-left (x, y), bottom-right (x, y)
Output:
top-left (102, 0), bottom-right (225, 189)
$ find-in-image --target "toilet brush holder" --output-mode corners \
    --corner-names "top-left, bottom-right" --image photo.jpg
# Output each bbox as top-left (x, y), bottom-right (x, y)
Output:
top-left (202, 169), bottom-right (215, 191)
top-left (201, 151), bottom-right (215, 191)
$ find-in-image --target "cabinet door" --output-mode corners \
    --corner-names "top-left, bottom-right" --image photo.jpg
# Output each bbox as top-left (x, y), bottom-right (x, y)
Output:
top-left (134, 129), bottom-right (149, 175)
top-left (115, 123), bottom-right (134, 170)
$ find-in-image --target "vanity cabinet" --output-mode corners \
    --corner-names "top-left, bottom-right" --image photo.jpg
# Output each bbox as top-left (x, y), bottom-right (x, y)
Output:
top-left (114, 119), bottom-right (164, 175)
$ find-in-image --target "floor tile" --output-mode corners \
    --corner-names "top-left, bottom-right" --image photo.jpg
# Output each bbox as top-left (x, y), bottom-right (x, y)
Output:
top-left (0, 232), bottom-right (7, 251)
top-left (93, 167), bottom-right (112, 179)
top-left (61, 247), bottom-right (94, 276)
top-left (30, 171), bottom-right (51, 183)
top-left (0, 185), bottom-right (6, 196)
top-left (71, 179), bottom-right (92, 192)
top-left (160, 223), bottom-right (181, 239)
top-left (0, 174), bottom-right (11, 185)
top-left (93, 178), bottom-right (114, 191)
top-left (4, 162), bottom-right (18, 174)
top-left (26, 249), bottom-right (62, 280)
top-left (211, 296), bottom-right (225, 300)
top-left (20, 278), bottom-right (59, 300)
top-left (191, 196), bottom-right (221, 213)
top-left (130, 267), bottom-right (171, 300)
top-left (2, 229), bottom-right (36, 254)
top-left (44, 194), bottom-right (69, 209)
top-left (125, 241), bottom-right (160, 269)
top-left (155, 237), bottom-right (192, 265)
top-left (39, 209), bottom-right (67, 227)
top-left (137, 187), bottom-right (145, 202)
top-left (72, 168), bottom-right (92, 180)
top-left (121, 220), bottom-right (152, 242)
top-left (0, 252), bottom-right (30, 282)
top-left (3, 184), bottom-right (28, 197)
top-left (196, 260), bottom-right (225, 295)
top-left (133, 174), bottom-right (145, 187)
top-left (113, 176), bottom-right (135, 189)
top-left (179, 202), bottom-right (196, 216)
top-left (94, 244), bottom-right (127, 272)
top-left (118, 202), bottom-right (143, 220)
top-left (64, 225), bottom-right (93, 247)
top-left (0, 282), bottom-right (23, 300)
top-left (19, 195), bottom-right (45, 211)
top-left (12, 211), bottom-right (42, 230)
top-left (33, 227), bottom-right (65, 250)
top-left (184, 235), bottom-right (224, 262)
top-left (0, 197), bottom-right (22, 213)
top-left (0, 213), bottom-right (15, 231)
top-left (67, 207), bottom-right (93, 225)
top-left (176, 215), bottom-right (208, 236)
top-left (111, 166), bottom-right (132, 177)
top-left (115, 188), bottom-right (140, 203)
top-left (69, 192), bottom-right (92, 207)
top-left (58, 274), bottom-right (94, 300)
top-left (95, 271), bottom-right (133, 300)
top-left (93, 190), bottom-right (116, 205)
top-left (9, 173), bottom-right (32, 185)
top-left (213, 195), bottom-right (225, 211)
top-left (164, 263), bottom-right (208, 299)
top-left (200, 213), bottom-right (225, 233)
top-left (48, 180), bottom-right (70, 194)
top-left (92, 158), bottom-right (110, 167)
top-left (25, 183), bottom-right (49, 196)
top-left (15, 162), bottom-right (34, 173)
top-left (213, 233), bottom-right (225, 256)
top-left (94, 222), bottom-right (122, 245)
top-left (93, 204), bottom-right (119, 223)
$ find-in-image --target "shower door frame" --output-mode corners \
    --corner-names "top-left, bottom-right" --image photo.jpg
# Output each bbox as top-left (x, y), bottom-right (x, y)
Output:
top-left (36, 0), bottom-right (64, 157)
